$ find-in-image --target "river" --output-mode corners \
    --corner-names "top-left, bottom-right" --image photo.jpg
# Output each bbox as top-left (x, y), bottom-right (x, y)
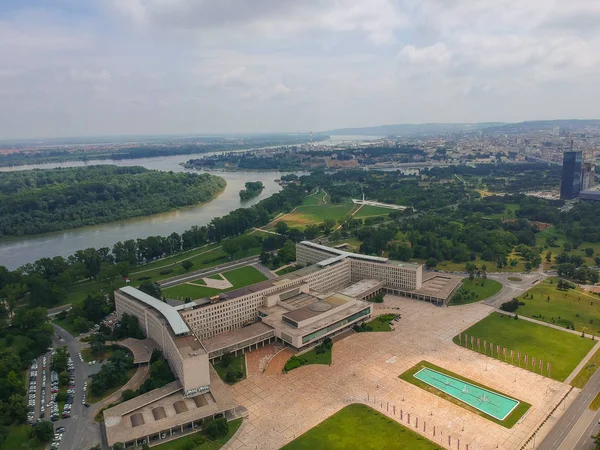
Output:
top-left (0, 153), bottom-right (303, 269)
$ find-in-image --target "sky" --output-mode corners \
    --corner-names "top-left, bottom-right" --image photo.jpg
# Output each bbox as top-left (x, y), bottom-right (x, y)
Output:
top-left (1, 0), bottom-right (600, 139)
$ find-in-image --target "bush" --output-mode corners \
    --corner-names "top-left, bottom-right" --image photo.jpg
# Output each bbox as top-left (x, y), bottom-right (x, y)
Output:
top-left (204, 418), bottom-right (228, 440)
top-left (121, 389), bottom-right (137, 401)
top-left (500, 298), bottom-right (521, 312)
top-left (369, 293), bottom-right (384, 303)
top-left (159, 269), bottom-right (173, 275)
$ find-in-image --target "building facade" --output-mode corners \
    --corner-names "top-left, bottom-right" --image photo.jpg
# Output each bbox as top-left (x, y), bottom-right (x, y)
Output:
top-left (560, 151), bottom-right (583, 199)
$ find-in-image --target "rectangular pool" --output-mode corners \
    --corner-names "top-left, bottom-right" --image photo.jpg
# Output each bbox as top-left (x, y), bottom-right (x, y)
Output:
top-left (413, 367), bottom-right (519, 420)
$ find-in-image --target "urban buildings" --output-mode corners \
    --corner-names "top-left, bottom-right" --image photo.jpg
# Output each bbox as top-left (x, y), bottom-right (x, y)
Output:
top-left (107, 243), bottom-right (461, 448)
top-left (560, 151), bottom-right (583, 199)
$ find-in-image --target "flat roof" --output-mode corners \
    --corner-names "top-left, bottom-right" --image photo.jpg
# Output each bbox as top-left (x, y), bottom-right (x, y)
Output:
top-left (119, 286), bottom-right (191, 336)
top-left (282, 293), bottom-right (351, 323)
top-left (300, 241), bottom-right (389, 263)
top-left (201, 322), bottom-right (274, 355)
top-left (174, 334), bottom-right (206, 358)
top-left (416, 272), bottom-right (463, 300)
top-left (339, 279), bottom-right (385, 297)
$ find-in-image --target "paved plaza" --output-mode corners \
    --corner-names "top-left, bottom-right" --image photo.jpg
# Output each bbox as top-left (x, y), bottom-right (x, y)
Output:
top-left (222, 295), bottom-right (581, 450)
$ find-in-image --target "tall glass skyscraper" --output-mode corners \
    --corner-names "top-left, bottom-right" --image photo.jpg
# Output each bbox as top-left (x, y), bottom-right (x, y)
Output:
top-left (560, 151), bottom-right (582, 199)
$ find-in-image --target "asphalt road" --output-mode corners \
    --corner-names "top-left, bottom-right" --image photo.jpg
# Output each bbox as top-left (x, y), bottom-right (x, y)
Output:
top-left (52, 324), bottom-right (103, 450)
top-left (539, 368), bottom-right (600, 449)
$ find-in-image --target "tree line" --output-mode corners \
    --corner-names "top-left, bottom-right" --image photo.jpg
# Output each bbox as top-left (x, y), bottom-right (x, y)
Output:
top-left (0, 165), bottom-right (225, 236)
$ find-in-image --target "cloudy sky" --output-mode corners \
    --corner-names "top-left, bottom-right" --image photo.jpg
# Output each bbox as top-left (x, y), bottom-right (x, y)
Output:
top-left (1, 0), bottom-right (600, 139)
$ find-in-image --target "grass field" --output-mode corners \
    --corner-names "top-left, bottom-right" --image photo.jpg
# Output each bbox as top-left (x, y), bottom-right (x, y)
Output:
top-left (4, 425), bottom-right (44, 450)
top-left (151, 418), bottom-right (243, 450)
top-left (454, 312), bottom-right (595, 381)
top-left (270, 202), bottom-right (357, 230)
top-left (514, 277), bottom-right (600, 332)
top-left (302, 190), bottom-right (327, 206)
top-left (570, 346), bottom-right (600, 388)
top-left (537, 227), bottom-right (600, 267)
top-left (364, 314), bottom-right (396, 331)
top-left (449, 279), bottom-right (502, 305)
top-left (213, 354), bottom-right (246, 385)
top-left (399, 361), bottom-right (530, 428)
top-left (590, 392), bottom-right (600, 411)
top-left (282, 404), bottom-right (439, 450)
top-left (163, 265), bottom-right (267, 300)
top-left (353, 205), bottom-right (392, 219)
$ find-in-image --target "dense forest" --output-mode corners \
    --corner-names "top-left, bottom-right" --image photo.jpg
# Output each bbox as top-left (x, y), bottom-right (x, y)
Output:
top-left (0, 166), bottom-right (226, 236)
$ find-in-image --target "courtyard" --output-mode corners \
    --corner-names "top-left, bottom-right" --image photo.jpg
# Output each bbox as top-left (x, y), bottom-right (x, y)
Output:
top-left (221, 296), bottom-right (584, 450)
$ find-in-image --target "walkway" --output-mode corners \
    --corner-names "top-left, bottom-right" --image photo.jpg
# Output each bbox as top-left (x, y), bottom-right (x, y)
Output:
top-left (264, 348), bottom-right (294, 376)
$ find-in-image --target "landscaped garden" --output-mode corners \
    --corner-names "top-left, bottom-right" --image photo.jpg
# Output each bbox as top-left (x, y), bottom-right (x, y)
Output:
top-left (449, 279), bottom-right (502, 305)
top-left (354, 314), bottom-right (396, 332)
top-left (281, 403), bottom-right (440, 450)
top-left (213, 353), bottom-right (246, 384)
top-left (163, 265), bottom-right (267, 300)
top-left (284, 339), bottom-right (332, 372)
top-left (454, 312), bottom-right (595, 382)
top-left (399, 361), bottom-right (530, 428)
top-left (508, 277), bottom-right (600, 332)
top-left (152, 418), bottom-right (243, 450)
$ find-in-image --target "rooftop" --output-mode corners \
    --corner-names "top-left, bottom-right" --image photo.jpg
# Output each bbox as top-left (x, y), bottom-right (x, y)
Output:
top-left (174, 334), bottom-right (206, 358)
top-left (300, 240), bottom-right (389, 263)
top-left (282, 293), bottom-right (351, 323)
top-left (339, 279), bottom-right (385, 298)
top-left (119, 286), bottom-right (190, 336)
top-left (201, 322), bottom-right (274, 355)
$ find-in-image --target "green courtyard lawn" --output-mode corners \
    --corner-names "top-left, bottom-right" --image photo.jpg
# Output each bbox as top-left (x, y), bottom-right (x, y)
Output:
top-left (513, 277), bottom-right (600, 333)
top-left (4, 425), bottom-right (44, 450)
top-left (163, 265), bottom-right (267, 300)
top-left (570, 346), bottom-right (600, 388)
top-left (449, 279), bottom-right (503, 306)
top-left (399, 361), bottom-right (530, 428)
top-left (353, 205), bottom-right (392, 219)
top-left (363, 314), bottom-right (396, 332)
top-left (213, 354), bottom-right (246, 385)
top-left (151, 418), bottom-right (243, 450)
top-left (285, 345), bottom-right (332, 372)
top-left (455, 312), bottom-right (595, 382)
top-left (281, 404), bottom-right (440, 450)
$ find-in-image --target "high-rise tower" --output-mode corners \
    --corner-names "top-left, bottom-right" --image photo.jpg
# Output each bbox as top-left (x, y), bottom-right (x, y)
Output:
top-left (560, 151), bottom-right (583, 199)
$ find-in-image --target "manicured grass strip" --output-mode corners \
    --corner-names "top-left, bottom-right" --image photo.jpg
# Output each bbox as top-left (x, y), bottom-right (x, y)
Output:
top-left (455, 312), bottom-right (595, 382)
top-left (163, 265), bottom-right (267, 300)
top-left (571, 346), bottom-right (600, 388)
top-left (282, 404), bottom-right (440, 450)
top-left (513, 277), bottom-right (600, 332)
top-left (353, 205), bottom-right (393, 218)
top-left (507, 277), bottom-right (522, 282)
top-left (151, 418), bottom-right (243, 450)
top-left (213, 354), bottom-right (247, 385)
top-left (590, 392), bottom-right (600, 411)
top-left (363, 314), bottom-right (396, 332)
top-left (449, 279), bottom-right (502, 305)
top-left (208, 273), bottom-right (223, 280)
top-left (399, 361), bottom-right (530, 428)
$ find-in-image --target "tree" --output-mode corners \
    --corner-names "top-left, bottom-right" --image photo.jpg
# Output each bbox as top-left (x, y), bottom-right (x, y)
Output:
top-left (31, 420), bottom-right (53, 442)
top-left (585, 248), bottom-right (595, 257)
top-left (181, 260), bottom-right (194, 272)
top-left (592, 431), bottom-right (600, 450)
top-left (59, 371), bottom-right (69, 387)
top-left (304, 224), bottom-right (321, 240)
top-left (277, 240), bottom-right (296, 264)
top-left (138, 281), bottom-right (161, 300)
top-left (90, 333), bottom-right (106, 356)
top-left (481, 264), bottom-right (487, 279)
top-left (425, 258), bottom-right (437, 269)
top-left (204, 418), bottom-right (229, 440)
top-left (51, 347), bottom-right (69, 373)
top-left (259, 251), bottom-right (271, 265)
top-left (275, 221), bottom-right (289, 235)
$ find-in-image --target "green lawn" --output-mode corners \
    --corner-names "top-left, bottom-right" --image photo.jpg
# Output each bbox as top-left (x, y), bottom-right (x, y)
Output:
top-left (590, 392), bottom-right (600, 411)
top-left (537, 227), bottom-right (600, 268)
top-left (353, 205), bottom-right (393, 219)
top-left (363, 314), bottom-right (396, 332)
top-left (282, 404), bottom-right (440, 450)
top-left (163, 265), bottom-right (267, 300)
top-left (269, 202), bottom-right (357, 230)
top-left (449, 279), bottom-right (502, 305)
top-left (513, 277), bottom-right (600, 332)
top-left (302, 190), bottom-right (327, 206)
top-left (152, 418), bottom-right (243, 450)
top-left (53, 317), bottom-right (84, 336)
top-left (87, 367), bottom-right (136, 404)
top-left (4, 425), bottom-right (44, 450)
top-left (455, 312), bottom-right (595, 381)
top-left (399, 361), bottom-right (530, 428)
top-left (285, 346), bottom-right (332, 372)
top-left (570, 346), bottom-right (600, 388)
top-left (81, 346), bottom-right (114, 363)
top-left (213, 354), bottom-right (246, 385)
top-left (416, 256), bottom-right (527, 273)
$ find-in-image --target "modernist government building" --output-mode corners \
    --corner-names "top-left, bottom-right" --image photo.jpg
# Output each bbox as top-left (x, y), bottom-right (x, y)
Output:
top-left (104, 241), bottom-right (461, 448)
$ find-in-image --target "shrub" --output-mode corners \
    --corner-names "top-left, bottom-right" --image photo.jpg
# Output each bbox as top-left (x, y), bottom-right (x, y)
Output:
top-left (204, 418), bottom-right (228, 440)
top-left (122, 389), bottom-right (137, 401)
top-left (500, 298), bottom-right (520, 312)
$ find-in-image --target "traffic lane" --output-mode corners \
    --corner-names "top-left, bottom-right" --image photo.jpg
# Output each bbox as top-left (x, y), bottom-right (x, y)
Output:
top-left (573, 409), bottom-right (600, 449)
top-left (540, 368), bottom-right (600, 449)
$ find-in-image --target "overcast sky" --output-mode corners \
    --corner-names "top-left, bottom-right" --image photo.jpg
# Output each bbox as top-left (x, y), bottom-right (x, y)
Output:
top-left (1, 0), bottom-right (600, 139)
